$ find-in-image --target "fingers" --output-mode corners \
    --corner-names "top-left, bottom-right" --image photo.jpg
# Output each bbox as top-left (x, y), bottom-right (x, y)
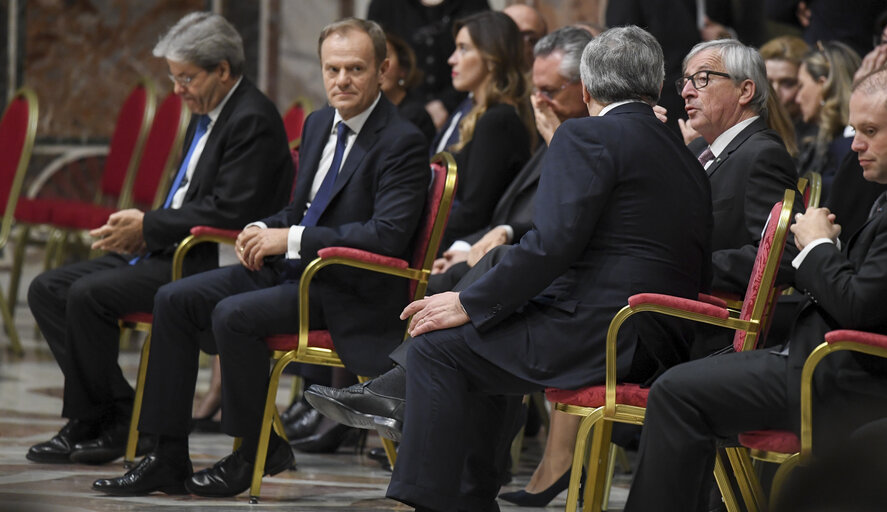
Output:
top-left (400, 298), bottom-right (427, 321)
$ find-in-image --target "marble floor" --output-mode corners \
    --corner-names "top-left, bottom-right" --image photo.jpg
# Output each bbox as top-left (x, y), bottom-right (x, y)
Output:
top-left (0, 242), bottom-right (632, 511)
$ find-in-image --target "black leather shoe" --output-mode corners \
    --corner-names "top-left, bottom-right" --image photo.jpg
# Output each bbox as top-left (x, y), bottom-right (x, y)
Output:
top-left (304, 371), bottom-right (406, 431)
top-left (27, 419), bottom-right (101, 463)
top-left (70, 425), bottom-right (155, 465)
top-left (499, 468), bottom-right (572, 507)
top-left (280, 398), bottom-right (310, 424)
top-left (92, 454), bottom-right (192, 495)
top-left (185, 442), bottom-right (294, 498)
top-left (367, 446), bottom-right (393, 471)
top-left (283, 407), bottom-right (323, 440)
top-left (289, 418), bottom-right (361, 453)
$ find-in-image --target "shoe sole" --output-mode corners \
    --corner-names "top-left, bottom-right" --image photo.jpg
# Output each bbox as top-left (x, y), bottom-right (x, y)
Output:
top-left (303, 390), bottom-right (378, 431)
top-left (26, 452), bottom-right (72, 464)
top-left (372, 416), bottom-right (403, 442)
top-left (93, 483), bottom-right (189, 496)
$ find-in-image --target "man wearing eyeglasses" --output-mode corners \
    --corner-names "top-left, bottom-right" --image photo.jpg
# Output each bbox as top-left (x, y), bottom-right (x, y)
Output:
top-left (26, 12), bottom-right (293, 467)
top-left (677, 39), bottom-right (800, 357)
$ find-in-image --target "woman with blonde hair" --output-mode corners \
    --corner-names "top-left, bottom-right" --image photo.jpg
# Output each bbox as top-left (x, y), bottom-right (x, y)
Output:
top-left (436, 10), bottom-right (535, 253)
top-left (796, 41), bottom-right (861, 198)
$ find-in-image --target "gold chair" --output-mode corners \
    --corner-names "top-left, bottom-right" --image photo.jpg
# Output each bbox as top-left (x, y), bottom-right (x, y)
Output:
top-left (0, 87), bottom-right (39, 355)
top-left (282, 96), bottom-right (313, 150)
top-left (801, 170), bottom-right (822, 209)
top-left (545, 189), bottom-right (796, 512)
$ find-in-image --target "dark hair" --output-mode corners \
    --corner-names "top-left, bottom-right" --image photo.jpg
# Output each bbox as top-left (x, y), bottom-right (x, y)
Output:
top-left (385, 32), bottom-right (423, 90)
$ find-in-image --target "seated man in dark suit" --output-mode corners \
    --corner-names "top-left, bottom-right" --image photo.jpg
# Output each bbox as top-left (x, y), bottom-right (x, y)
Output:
top-left (428, 26), bottom-right (592, 294)
top-left (26, 12), bottom-right (294, 466)
top-left (327, 26), bottom-right (712, 511)
top-left (624, 68), bottom-right (887, 512)
top-left (678, 39), bottom-right (801, 356)
top-left (91, 17), bottom-right (429, 498)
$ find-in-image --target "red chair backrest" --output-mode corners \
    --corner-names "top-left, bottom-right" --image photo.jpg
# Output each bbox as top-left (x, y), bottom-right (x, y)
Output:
top-left (0, 89), bottom-right (36, 211)
top-left (100, 80), bottom-right (155, 203)
top-left (283, 101), bottom-right (306, 146)
top-left (733, 192), bottom-right (793, 352)
top-left (408, 154), bottom-right (457, 299)
top-left (132, 94), bottom-right (189, 208)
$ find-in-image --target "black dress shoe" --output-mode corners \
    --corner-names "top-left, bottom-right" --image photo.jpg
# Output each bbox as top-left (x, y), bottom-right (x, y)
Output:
top-left (92, 454), bottom-right (192, 495)
top-left (280, 398), bottom-right (311, 424)
top-left (70, 425), bottom-right (155, 465)
top-left (27, 419), bottom-right (101, 464)
top-left (304, 368), bottom-right (406, 432)
top-left (499, 468), bottom-right (572, 507)
top-left (289, 418), bottom-right (361, 453)
top-left (185, 442), bottom-right (295, 498)
top-left (367, 446), bottom-right (392, 471)
top-left (283, 407), bottom-right (323, 440)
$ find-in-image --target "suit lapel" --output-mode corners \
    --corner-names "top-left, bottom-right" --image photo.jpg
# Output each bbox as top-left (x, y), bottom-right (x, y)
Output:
top-left (705, 117), bottom-right (767, 178)
top-left (328, 98), bottom-right (389, 200)
top-left (291, 108), bottom-right (335, 210)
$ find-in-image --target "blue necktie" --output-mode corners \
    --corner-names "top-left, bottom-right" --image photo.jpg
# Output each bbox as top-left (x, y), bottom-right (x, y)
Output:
top-left (164, 114), bottom-right (210, 208)
top-left (302, 121), bottom-right (350, 226)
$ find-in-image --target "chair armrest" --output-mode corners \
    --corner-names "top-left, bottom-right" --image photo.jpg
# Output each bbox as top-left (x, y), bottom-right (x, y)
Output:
top-left (190, 226), bottom-right (241, 240)
top-left (171, 226), bottom-right (242, 281)
top-left (698, 293), bottom-right (728, 309)
top-left (628, 293), bottom-right (731, 319)
top-left (824, 329), bottom-right (887, 349)
top-left (317, 246), bottom-right (409, 269)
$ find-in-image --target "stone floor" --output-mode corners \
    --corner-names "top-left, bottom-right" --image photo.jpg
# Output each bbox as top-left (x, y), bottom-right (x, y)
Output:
top-left (0, 241), bottom-right (632, 511)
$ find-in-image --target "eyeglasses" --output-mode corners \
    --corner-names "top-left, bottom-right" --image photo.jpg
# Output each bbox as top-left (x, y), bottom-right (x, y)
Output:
top-left (168, 69), bottom-right (206, 88)
top-left (675, 70), bottom-right (731, 95)
top-left (533, 81), bottom-right (573, 101)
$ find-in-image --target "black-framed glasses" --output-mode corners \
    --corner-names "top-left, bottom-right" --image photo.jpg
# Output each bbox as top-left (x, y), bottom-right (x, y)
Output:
top-left (675, 70), bottom-right (731, 95)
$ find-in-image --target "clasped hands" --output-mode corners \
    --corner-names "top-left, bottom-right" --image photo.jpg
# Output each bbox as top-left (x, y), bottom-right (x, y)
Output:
top-left (90, 209), bottom-right (146, 255)
top-left (431, 227), bottom-right (510, 274)
top-left (235, 225), bottom-right (289, 271)
top-left (791, 207), bottom-right (841, 251)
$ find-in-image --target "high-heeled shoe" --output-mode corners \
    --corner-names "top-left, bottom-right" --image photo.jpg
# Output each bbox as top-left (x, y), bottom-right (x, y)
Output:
top-left (498, 468), bottom-right (572, 507)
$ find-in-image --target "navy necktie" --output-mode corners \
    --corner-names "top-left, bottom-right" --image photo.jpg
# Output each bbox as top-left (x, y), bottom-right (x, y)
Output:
top-left (164, 114), bottom-right (210, 208)
top-left (302, 121), bottom-right (350, 226)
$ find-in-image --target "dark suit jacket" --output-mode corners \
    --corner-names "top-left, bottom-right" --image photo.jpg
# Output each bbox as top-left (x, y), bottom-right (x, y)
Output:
top-left (440, 103), bottom-right (531, 250)
top-left (460, 145), bottom-right (544, 246)
top-left (261, 96), bottom-right (430, 376)
top-left (142, 78), bottom-right (294, 276)
top-left (459, 103), bottom-right (713, 389)
top-left (689, 118), bottom-right (800, 294)
top-left (787, 207), bottom-right (887, 439)
top-left (826, 151), bottom-right (887, 245)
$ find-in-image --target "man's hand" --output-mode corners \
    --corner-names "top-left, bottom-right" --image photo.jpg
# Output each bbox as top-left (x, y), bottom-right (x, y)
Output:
top-left (425, 100), bottom-right (449, 131)
top-left (653, 104), bottom-right (668, 124)
top-left (400, 291), bottom-right (470, 337)
top-left (855, 45), bottom-right (887, 84)
top-left (468, 227), bottom-right (509, 267)
top-left (89, 208), bottom-right (146, 254)
top-left (791, 207), bottom-right (840, 251)
top-left (531, 93), bottom-right (561, 145)
top-left (431, 249), bottom-right (469, 274)
top-left (236, 226), bottom-right (289, 271)
top-left (678, 118), bottom-right (701, 145)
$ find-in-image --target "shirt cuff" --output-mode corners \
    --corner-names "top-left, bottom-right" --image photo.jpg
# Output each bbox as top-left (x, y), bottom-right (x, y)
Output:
top-left (448, 240), bottom-right (472, 253)
top-left (245, 221), bottom-right (267, 230)
top-left (287, 225), bottom-right (304, 259)
top-left (495, 224), bottom-right (514, 244)
top-left (792, 238), bottom-right (835, 269)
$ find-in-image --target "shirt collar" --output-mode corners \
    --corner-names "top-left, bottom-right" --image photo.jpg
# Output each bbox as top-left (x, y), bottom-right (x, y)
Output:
top-left (333, 93), bottom-right (381, 136)
top-left (206, 76), bottom-right (243, 126)
top-left (598, 99), bottom-right (645, 117)
top-left (709, 115), bottom-right (758, 157)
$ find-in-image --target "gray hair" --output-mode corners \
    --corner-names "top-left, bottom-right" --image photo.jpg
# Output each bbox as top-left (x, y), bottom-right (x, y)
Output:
top-left (683, 39), bottom-right (769, 115)
top-left (579, 26), bottom-right (664, 105)
top-left (153, 12), bottom-right (245, 77)
top-left (533, 26), bottom-right (593, 83)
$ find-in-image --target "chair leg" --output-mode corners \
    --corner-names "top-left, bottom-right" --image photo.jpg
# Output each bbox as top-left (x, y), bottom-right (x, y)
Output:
top-left (564, 411), bottom-right (597, 512)
top-left (8, 224), bottom-right (31, 317)
top-left (250, 356), bottom-right (293, 504)
top-left (0, 286), bottom-right (22, 356)
top-left (289, 375), bottom-right (303, 404)
top-left (601, 443), bottom-right (618, 511)
top-left (125, 332), bottom-right (152, 467)
top-left (725, 446), bottom-right (765, 512)
top-left (582, 419), bottom-right (613, 512)
top-left (769, 453), bottom-right (800, 511)
top-left (530, 391), bottom-right (550, 431)
top-left (714, 451), bottom-right (742, 512)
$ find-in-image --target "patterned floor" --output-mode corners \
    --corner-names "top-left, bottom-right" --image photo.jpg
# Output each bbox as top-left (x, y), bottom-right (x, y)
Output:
top-left (0, 243), bottom-right (631, 511)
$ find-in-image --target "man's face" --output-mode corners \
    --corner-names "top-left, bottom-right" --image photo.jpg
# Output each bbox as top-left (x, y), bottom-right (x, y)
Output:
top-left (680, 49), bottom-right (749, 142)
top-left (503, 5), bottom-right (546, 70)
top-left (849, 89), bottom-right (887, 184)
top-left (321, 30), bottom-right (386, 120)
top-left (167, 59), bottom-right (230, 115)
top-left (765, 58), bottom-right (801, 118)
top-left (531, 52), bottom-right (586, 121)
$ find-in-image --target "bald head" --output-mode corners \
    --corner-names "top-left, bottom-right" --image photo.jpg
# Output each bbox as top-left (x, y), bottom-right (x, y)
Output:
top-left (849, 68), bottom-right (887, 183)
top-left (503, 4), bottom-right (547, 70)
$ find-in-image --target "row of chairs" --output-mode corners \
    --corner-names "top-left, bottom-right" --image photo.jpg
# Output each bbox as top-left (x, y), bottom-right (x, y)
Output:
top-left (0, 81), bottom-right (313, 355)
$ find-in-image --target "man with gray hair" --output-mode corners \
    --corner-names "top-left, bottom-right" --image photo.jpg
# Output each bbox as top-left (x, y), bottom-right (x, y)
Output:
top-left (373, 26), bottom-right (712, 512)
top-left (677, 39), bottom-right (799, 357)
top-left (26, 11), bottom-right (292, 466)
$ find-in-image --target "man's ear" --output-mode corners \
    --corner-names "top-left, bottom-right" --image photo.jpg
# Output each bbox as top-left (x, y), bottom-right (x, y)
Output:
top-left (581, 81), bottom-right (591, 104)
top-left (218, 60), bottom-right (232, 82)
top-left (737, 79), bottom-right (755, 107)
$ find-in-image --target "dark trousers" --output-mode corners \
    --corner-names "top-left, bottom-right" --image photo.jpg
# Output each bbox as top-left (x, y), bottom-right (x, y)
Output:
top-left (386, 328), bottom-right (541, 512)
top-left (28, 253), bottom-right (171, 422)
top-left (138, 263), bottom-right (323, 440)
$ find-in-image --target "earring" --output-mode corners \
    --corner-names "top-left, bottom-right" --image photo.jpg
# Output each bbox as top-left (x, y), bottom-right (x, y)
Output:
top-left (398, 78), bottom-right (405, 87)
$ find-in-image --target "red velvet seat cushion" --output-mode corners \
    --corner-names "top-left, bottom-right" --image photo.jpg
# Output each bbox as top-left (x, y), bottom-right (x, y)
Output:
top-left (738, 430), bottom-right (799, 454)
top-left (265, 330), bottom-right (334, 352)
top-left (545, 383), bottom-right (649, 408)
top-left (15, 198), bottom-right (61, 224)
top-left (48, 200), bottom-right (115, 229)
top-left (120, 312), bottom-right (153, 324)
